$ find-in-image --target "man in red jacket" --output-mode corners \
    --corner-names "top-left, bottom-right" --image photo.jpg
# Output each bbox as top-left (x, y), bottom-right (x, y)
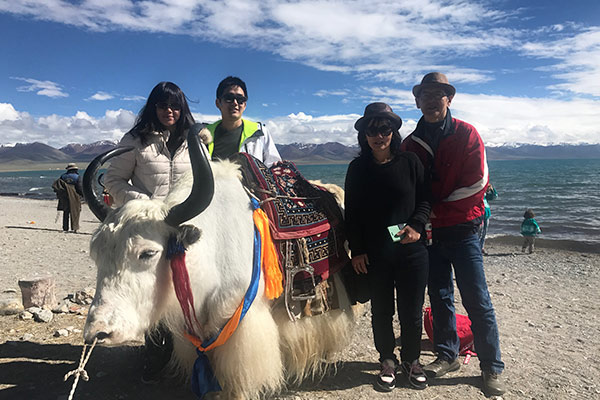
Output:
top-left (401, 72), bottom-right (505, 396)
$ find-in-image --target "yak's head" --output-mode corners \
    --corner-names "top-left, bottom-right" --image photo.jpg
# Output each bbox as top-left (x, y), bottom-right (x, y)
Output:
top-left (83, 125), bottom-right (212, 345)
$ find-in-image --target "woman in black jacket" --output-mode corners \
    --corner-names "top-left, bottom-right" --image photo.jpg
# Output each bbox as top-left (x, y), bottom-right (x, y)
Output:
top-left (345, 102), bottom-right (430, 392)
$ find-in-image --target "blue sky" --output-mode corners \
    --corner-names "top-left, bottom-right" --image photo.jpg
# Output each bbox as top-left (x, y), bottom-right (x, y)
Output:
top-left (1, 0), bottom-right (599, 148)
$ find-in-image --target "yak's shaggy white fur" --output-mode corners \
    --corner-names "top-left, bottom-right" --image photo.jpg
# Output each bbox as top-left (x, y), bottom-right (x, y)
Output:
top-left (85, 160), bottom-right (354, 399)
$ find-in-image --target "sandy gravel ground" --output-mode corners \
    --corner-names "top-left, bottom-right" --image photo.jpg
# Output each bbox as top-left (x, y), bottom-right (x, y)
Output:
top-left (0, 197), bottom-right (599, 400)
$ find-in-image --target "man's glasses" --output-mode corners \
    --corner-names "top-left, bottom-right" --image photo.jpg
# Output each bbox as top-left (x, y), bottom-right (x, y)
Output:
top-left (155, 102), bottom-right (182, 111)
top-left (366, 126), bottom-right (393, 137)
top-left (221, 93), bottom-right (247, 104)
top-left (418, 90), bottom-right (447, 100)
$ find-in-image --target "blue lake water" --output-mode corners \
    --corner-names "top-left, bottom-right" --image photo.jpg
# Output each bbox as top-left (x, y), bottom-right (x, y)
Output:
top-left (1, 159), bottom-right (599, 245)
top-left (299, 159), bottom-right (600, 246)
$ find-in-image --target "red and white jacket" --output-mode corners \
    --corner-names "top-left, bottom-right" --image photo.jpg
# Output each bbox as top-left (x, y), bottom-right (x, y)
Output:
top-left (401, 116), bottom-right (488, 229)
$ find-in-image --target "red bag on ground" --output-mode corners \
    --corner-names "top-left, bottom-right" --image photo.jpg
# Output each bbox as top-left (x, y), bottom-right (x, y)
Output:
top-left (423, 307), bottom-right (475, 356)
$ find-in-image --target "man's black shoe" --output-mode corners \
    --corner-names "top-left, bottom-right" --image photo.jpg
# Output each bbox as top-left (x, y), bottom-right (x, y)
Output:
top-left (423, 357), bottom-right (460, 378)
top-left (482, 371), bottom-right (506, 396)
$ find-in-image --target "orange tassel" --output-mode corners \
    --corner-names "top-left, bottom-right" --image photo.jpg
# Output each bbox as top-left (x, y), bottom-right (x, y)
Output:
top-left (253, 208), bottom-right (283, 299)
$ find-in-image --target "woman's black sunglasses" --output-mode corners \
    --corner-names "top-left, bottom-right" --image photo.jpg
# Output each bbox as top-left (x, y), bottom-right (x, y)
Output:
top-left (366, 126), bottom-right (393, 137)
top-left (155, 102), bottom-right (182, 111)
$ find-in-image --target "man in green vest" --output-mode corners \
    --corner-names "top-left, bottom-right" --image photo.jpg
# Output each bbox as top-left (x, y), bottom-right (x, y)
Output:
top-left (205, 76), bottom-right (281, 166)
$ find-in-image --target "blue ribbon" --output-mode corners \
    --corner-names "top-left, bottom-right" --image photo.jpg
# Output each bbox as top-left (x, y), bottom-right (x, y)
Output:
top-left (191, 349), bottom-right (221, 397)
top-left (166, 235), bottom-right (186, 259)
top-left (190, 211), bottom-right (262, 398)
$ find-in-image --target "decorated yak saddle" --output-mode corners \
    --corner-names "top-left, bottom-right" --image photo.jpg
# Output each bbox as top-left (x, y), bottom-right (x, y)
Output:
top-left (230, 153), bottom-right (350, 320)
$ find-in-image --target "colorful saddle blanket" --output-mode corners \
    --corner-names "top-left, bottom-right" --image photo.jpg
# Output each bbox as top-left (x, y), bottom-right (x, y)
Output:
top-left (231, 153), bottom-right (348, 283)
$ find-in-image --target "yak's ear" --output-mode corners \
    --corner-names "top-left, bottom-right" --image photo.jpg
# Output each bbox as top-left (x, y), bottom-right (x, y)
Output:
top-left (177, 224), bottom-right (202, 247)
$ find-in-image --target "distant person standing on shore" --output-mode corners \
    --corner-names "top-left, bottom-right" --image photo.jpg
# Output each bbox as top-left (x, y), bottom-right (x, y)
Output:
top-left (52, 163), bottom-right (83, 233)
top-left (480, 183), bottom-right (498, 255)
top-left (401, 72), bottom-right (505, 397)
top-left (521, 209), bottom-right (542, 253)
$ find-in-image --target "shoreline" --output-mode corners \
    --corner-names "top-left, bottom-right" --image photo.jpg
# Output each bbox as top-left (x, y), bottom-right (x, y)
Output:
top-left (486, 235), bottom-right (600, 254)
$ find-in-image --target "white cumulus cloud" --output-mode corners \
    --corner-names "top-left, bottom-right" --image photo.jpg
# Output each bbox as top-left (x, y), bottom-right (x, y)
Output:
top-left (11, 77), bottom-right (68, 98)
top-left (0, 103), bottom-right (20, 121)
top-left (0, 104), bottom-right (135, 147)
top-left (88, 91), bottom-right (114, 101)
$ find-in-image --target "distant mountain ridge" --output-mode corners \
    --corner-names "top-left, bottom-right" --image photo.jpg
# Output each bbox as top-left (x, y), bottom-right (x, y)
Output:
top-left (0, 141), bottom-right (598, 165)
top-left (0, 141), bottom-right (119, 163)
top-left (60, 141), bottom-right (117, 159)
top-left (486, 144), bottom-right (600, 160)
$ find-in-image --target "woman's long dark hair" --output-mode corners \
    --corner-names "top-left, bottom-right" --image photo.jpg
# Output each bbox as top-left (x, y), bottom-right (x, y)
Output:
top-left (357, 117), bottom-right (402, 158)
top-left (129, 81), bottom-right (195, 144)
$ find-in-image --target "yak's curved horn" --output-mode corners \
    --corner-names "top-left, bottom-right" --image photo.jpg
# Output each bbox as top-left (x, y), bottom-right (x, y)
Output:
top-left (83, 146), bottom-right (134, 222)
top-left (165, 124), bottom-right (215, 227)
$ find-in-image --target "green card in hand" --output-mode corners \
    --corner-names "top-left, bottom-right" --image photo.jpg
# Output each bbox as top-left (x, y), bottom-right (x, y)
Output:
top-left (387, 223), bottom-right (407, 242)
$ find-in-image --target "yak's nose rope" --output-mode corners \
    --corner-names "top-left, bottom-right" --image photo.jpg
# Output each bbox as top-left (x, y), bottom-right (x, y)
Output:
top-left (64, 337), bottom-right (98, 400)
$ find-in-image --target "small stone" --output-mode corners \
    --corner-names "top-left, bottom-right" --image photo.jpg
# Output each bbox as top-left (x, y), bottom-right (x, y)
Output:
top-left (52, 300), bottom-right (71, 314)
top-left (73, 288), bottom-right (95, 305)
top-left (26, 306), bottom-right (41, 314)
top-left (0, 298), bottom-right (23, 315)
top-left (68, 305), bottom-right (82, 314)
top-left (33, 308), bottom-right (54, 323)
top-left (21, 333), bottom-right (34, 341)
top-left (54, 329), bottom-right (69, 337)
top-left (20, 311), bottom-right (33, 320)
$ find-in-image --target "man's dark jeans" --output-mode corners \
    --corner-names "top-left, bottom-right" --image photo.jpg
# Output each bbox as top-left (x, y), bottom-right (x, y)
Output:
top-left (427, 233), bottom-right (504, 374)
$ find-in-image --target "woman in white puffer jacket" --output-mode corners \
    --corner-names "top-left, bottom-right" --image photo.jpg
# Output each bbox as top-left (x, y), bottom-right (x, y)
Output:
top-left (104, 81), bottom-right (209, 383)
top-left (105, 81), bottom-right (208, 207)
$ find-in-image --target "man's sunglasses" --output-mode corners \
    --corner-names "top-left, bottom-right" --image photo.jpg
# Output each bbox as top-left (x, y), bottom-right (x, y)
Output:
top-left (155, 102), bottom-right (182, 111)
top-left (418, 90), bottom-right (448, 100)
top-left (366, 126), bottom-right (393, 137)
top-left (221, 93), bottom-right (247, 104)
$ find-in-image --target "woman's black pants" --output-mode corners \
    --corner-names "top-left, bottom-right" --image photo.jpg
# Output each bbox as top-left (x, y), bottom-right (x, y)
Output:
top-left (368, 242), bottom-right (428, 364)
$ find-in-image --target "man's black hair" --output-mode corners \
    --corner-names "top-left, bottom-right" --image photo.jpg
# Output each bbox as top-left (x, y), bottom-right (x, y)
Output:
top-left (216, 76), bottom-right (248, 99)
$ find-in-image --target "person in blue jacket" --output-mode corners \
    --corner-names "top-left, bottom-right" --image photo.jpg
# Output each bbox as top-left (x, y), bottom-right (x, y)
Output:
top-left (521, 209), bottom-right (542, 253)
top-left (479, 183), bottom-right (498, 255)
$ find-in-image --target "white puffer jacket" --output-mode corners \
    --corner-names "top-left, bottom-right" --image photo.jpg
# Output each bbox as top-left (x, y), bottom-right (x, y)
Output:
top-left (104, 129), bottom-right (210, 207)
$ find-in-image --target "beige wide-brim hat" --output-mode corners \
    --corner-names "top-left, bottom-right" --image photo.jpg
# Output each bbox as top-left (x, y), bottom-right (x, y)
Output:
top-left (412, 72), bottom-right (456, 97)
top-left (354, 102), bottom-right (402, 131)
top-left (65, 163), bottom-right (78, 170)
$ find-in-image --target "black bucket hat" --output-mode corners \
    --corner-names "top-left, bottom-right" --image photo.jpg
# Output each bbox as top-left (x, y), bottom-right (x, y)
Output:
top-left (412, 72), bottom-right (456, 97)
top-left (354, 102), bottom-right (402, 131)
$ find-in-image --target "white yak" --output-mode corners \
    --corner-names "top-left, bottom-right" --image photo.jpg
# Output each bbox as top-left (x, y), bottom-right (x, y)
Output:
top-left (82, 127), bottom-right (354, 399)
